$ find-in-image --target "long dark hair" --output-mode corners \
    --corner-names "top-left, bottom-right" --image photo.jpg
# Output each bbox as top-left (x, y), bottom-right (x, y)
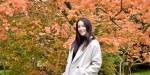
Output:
top-left (72, 18), bottom-right (95, 51)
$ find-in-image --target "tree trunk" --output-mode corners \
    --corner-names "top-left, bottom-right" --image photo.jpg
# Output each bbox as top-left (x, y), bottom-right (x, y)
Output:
top-left (124, 62), bottom-right (132, 75)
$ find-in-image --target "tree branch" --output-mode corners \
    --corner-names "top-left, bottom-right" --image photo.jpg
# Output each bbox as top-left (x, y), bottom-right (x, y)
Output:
top-left (143, 24), bottom-right (150, 33)
top-left (64, 1), bottom-right (72, 10)
top-left (114, 0), bottom-right (123, 17)
top-left (110, 16), bottom-right (122, 29)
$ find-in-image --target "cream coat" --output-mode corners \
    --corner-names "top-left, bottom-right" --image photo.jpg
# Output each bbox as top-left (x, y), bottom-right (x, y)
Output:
top-left (63, 39), bottom-right (102, 75)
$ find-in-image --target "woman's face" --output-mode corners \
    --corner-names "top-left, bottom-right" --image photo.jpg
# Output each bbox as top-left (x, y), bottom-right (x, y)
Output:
top-left (78, 20), bottom-right (87, 36)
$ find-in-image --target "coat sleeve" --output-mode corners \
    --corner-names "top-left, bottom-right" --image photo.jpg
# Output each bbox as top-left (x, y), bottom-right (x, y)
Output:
top-left (80, 41), bottom-right (102, 75)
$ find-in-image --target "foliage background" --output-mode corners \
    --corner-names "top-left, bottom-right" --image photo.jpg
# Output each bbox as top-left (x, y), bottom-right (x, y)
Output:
top-left (0, 0), bottom-right (150, 75)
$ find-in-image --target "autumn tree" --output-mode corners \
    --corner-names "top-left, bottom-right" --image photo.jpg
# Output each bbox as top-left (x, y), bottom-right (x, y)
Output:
top-left (0, 0), bottom-right (150, 75)
top-left (0, 0), bottom-right (72, 75)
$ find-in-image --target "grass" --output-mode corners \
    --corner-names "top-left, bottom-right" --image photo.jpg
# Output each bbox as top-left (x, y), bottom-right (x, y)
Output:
top-left (131, 70), bottom-right (150, 75)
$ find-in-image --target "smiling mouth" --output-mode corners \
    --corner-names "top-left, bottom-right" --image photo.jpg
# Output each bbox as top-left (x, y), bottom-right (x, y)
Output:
top-left (80, 31), bottom-right (86, 35)
top-left (80, 31), bottom-right (85, 34)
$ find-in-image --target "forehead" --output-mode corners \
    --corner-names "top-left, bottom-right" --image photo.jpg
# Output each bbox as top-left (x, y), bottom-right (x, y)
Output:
top-left (78, 20), bottom-right (84, 25)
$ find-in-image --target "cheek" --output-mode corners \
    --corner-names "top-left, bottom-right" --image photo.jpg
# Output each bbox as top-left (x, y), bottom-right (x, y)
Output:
top-left (82, 28), bottom-right (87, 32)
top-left (82, 28), bottom-right (86, 32)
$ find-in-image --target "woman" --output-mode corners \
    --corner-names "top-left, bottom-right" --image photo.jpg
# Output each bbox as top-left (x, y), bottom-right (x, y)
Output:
top-left (63, 18), bottom-right (102, 75)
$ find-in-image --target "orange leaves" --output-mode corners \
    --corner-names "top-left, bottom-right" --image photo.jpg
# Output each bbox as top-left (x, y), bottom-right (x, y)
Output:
top-left (99, 36), bottom-right (129, 53)
top-left (0, 5), bottom-right (14, 16)
top-left (64, 0), bottom-right (96, 13)
top-left (8, 0), bottom-right (29, 13)
top-left (121, 23), bottom-right (140, 33)
top-left (99, 37), bottom-right (113, 45)
top-left (57, 0), bottom-right (67, 10)
top-left (140, 27), bottom-right (150, 45)
top-left (9, 0), bottom-right (28, 8)
top-left (60, 28), bottom-right (68, 38)
top-left (49, 22), bottom-right (61, 36)
top-left (115, 13), bottom-right (128, 20)
top-left (80, 0), bottom-right (95, 9)
top-left (0, 0), bottom-right (29, 16)
top-left (70, 0), bottom-right (96, 10)
top-left (70, 0), bottom-right (80, 4)
top-left (44, 22), bottom-right (70, 38)
top-left (45, 22), bottom-right (75, 49)
top-left (44, 27), bottom-right (51, 34)
top-left (0, 2), bottom-right (14, 16)
top-left (127, 44), bottom-right (141, 61)
top-left (63, 35), bottom-right (75, 49)
top-left (142, 0), bottom-right (150, 9)
top-left (140, 35), bottom-right (150, 46)
top-left (142, 12), bottom-right (150, 23)
top-left (118, 23), bottom-right (143, 43)
top-left (67, 10), bottom-right (77, 21)
top-left (0, 16), bottom-right (11, 32)
top-left (44, 23), bottom-right (60, 36)
top-left (62, 23), bottom-right (71, 32)
top-left (61, 0), bottom-right (150, 58)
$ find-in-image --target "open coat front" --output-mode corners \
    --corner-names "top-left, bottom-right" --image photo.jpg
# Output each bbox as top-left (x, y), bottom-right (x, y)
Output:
top-left (63, 39), bottom-right (102, 75)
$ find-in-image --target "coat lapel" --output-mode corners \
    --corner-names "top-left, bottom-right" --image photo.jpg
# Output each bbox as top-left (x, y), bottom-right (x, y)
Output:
top-left (68, 47), bottom-right (73, 64)
top-left (71, 43), bottom-right (85, 63)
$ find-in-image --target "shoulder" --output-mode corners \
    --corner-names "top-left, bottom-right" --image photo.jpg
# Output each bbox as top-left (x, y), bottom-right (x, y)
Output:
top-left (88, 39), bottom-right (101, 52)
top-left (87, 39), bottom-right (100, 49)
top-left (90, 39), bottom-right (100, 46)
